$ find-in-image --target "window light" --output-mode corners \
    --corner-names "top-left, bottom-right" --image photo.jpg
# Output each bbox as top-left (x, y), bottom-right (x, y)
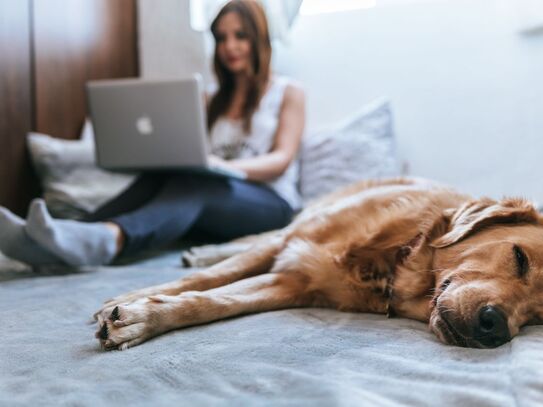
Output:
top-left (300, 0), bottom-right (377, 15)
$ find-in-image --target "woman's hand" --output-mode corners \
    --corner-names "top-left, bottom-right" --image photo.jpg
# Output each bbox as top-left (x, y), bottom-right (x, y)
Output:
top-left (208, 154), bottom-right (232, 170)
top-left (208, 155), bottom-right (248, 179)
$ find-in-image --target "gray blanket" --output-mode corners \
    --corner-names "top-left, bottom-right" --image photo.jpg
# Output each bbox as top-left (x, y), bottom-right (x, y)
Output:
top-left (1, 252), bottom-right (542, 407)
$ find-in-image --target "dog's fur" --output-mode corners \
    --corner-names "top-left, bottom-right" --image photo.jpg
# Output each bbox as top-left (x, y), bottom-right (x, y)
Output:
top-left (94, 177), bottom-right (543, 350)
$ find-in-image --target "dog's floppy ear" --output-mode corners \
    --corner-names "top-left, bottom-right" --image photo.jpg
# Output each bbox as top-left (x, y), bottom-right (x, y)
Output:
top-left (431, 197), bottom-right (539, 248)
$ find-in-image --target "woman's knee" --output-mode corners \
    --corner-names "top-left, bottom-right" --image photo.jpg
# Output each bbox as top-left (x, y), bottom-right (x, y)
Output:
top-left (194, 201), bottom-right (292, 240)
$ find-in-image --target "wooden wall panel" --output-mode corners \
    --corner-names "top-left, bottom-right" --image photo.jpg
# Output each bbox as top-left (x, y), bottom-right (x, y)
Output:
top-left (0, 0), bottom-right (39, 215)
top-left (33, 0), bottom-right (139, 139)
top-left (0, 0), bottom-right (138, 215)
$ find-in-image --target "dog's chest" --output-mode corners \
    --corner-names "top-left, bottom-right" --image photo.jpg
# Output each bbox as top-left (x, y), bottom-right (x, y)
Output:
top-left (331, 235), bottom-right (435, 317)
top-left (342, 259), bottom-right (395, 314)
top-left (313, 250), bottom-right (396, 314)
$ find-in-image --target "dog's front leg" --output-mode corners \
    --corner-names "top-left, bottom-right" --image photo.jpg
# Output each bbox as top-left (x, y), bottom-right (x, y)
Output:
top-left (94, 236), bottom-right (285, 322)
top-left (96, 271), bottom-right (310, 351)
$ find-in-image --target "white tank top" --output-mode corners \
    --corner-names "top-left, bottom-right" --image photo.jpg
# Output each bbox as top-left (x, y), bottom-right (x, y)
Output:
top-left (208, 76), bottom-right (302, 211)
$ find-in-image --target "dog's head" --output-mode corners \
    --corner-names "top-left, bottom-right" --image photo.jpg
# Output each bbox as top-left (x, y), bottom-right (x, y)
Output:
top-left (429, 198), bottom-right (543, 348)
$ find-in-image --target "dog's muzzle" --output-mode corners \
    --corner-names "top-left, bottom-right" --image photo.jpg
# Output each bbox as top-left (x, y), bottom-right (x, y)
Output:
top-left (437, 305), bottom-right (511, 348)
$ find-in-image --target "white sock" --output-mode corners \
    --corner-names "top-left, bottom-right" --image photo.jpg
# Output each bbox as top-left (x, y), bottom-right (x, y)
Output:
top-left (25, 199), bottom-right (118, 266)
top-left (0, 207), bottom-right (62, 266)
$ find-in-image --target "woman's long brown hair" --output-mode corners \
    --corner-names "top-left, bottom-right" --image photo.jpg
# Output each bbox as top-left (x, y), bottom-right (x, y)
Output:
top-left (207, 0), bottom-right (272, 134)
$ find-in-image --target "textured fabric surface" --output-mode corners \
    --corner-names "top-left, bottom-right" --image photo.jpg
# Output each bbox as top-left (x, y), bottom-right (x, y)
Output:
top-left (26, 121), bottom-right (136, 219)
top-left (1, 253), bottom-right (542, 407)
top-left (299, 98), bottom-right (400, 204)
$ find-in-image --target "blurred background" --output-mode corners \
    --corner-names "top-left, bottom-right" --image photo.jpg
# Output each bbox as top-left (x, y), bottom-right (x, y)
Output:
top-left (142, 0), bottom-right (543, 202)
top-left (2, 0), bottom-right (543, 215)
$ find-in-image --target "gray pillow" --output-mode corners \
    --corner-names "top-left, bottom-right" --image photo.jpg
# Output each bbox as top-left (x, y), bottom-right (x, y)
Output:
top-left (27, 120), bottom-right (137, 219)
top-left (299, 98), bottom-right (401, 204)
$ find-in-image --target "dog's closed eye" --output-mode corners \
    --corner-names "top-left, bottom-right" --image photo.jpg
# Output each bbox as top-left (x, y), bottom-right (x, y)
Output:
top-left (440, 278), bottom-right (451, 292)
top-left (513, 245), bottom-right (529, 278)
top-left (432, 278), bottom-right (452, 307)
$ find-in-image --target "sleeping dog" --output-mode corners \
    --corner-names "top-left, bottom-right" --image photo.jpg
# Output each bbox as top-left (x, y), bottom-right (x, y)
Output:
top-left (93, 177), bottom-right (543, 350)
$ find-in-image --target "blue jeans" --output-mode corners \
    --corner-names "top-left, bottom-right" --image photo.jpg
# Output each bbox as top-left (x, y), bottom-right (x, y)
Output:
top-left (85, 172), bottom-right (294, 257)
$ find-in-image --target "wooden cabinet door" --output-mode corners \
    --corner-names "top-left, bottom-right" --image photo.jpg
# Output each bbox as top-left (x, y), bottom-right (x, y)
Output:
top-left (0, 0), bottom-right (37, 215)
top-left (0, 0), bottom-right (138, 215)
top-left (33, 0), bottom-right (139, 139)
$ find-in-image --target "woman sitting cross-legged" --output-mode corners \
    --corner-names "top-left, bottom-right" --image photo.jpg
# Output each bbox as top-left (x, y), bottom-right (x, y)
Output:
top-left (0, 0), bottom-right (305, 267)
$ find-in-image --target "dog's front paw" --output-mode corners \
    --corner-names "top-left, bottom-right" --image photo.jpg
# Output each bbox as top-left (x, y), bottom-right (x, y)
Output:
top-left (92, 278), bottom-right (188, 322)
top-left (95, 296), bottom-right (177, 351)
top-left (93, 290), bottom-right (153, 322)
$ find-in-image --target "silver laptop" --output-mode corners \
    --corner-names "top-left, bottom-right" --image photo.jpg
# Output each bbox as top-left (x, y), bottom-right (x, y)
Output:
top-left (86, 75), bottom-right (246, 179)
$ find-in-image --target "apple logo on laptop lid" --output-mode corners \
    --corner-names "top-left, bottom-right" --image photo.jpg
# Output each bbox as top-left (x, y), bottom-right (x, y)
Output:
top-left (136, 115), bottom-right (153, 136)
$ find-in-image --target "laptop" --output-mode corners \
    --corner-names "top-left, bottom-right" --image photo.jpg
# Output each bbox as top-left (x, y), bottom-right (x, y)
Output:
top-left (86, 75), bottom-right (246, 179)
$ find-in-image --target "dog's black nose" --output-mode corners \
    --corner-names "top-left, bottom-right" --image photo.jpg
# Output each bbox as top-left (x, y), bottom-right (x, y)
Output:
top-left (473, 305), bottom-right (510, 348)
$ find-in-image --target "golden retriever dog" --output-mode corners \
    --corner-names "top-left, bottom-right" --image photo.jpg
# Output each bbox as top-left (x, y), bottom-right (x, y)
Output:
top-left (93, 177), bottom-right (543, 350)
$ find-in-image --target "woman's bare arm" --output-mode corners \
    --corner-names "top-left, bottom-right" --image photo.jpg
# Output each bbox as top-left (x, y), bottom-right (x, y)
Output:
top-left (212, 83), bottom-right (305, 182)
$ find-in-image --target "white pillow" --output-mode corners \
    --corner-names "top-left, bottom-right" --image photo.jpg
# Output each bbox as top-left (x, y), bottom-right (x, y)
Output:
top-left (299, 98), bottom-right (401, 204)
top-left (27, 120), bottom-right (137, 219)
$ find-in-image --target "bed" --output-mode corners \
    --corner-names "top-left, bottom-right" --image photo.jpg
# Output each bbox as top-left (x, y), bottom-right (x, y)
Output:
top-left (1, 250), bottom-right (542, 406)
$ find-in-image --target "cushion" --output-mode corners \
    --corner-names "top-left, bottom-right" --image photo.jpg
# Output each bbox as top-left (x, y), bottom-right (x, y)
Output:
top-left (27, 120), bottom-right (137, 219)
top-left (299, 98), bottom-right (401, 204)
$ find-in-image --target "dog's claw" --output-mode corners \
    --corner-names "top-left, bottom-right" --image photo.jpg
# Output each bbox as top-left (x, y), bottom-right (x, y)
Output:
top-left (110, 306), bottom-right (120, 321)
top-left (99, 323), bottom-right (109, 340)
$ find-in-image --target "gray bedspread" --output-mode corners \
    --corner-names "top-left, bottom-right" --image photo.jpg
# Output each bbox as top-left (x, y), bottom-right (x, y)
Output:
top-left (1, 252), bottom-right (542, 407)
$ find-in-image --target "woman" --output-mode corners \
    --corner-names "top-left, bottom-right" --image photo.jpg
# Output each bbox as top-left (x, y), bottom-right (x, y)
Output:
top-left (0, 0), bottom-right (305, 267)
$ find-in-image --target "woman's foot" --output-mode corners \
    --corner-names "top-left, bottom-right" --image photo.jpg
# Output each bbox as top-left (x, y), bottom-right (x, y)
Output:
top-left (25, 199), bottom-right (118, 266)
top-left (0, 207), bottom-right (63, 266)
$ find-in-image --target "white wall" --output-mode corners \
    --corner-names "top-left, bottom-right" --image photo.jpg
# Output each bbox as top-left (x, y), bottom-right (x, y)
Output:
top-left (139, 0), bottom-right (543, 203)
top-left (138, 0), bottom-right (212, 82)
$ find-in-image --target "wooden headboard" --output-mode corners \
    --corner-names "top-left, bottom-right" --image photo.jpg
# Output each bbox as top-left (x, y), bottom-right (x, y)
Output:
top-left (0, 0), bottom-right (138, 216)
